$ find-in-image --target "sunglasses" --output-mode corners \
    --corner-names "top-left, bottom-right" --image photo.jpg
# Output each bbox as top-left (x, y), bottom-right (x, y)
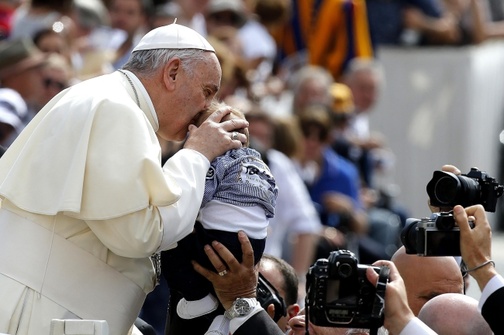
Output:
top-left (43, 78), bottom-right (67, 91)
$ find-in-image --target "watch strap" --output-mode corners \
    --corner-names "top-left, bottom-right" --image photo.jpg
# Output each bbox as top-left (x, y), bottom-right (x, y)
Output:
top-left (224, 298), bottom-right (259, 320)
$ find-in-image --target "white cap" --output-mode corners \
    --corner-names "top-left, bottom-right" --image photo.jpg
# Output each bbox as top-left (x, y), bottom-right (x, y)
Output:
top-left (133, 23), bottom-right (215, 53)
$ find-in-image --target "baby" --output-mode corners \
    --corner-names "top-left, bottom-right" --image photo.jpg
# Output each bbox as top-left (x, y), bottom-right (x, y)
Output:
top-left (162, 100), bottom-right (278, 335)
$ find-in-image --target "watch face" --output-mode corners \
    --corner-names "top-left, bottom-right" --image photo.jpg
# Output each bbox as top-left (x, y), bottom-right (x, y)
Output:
top-left (235, 299), bottom-right (252, 315)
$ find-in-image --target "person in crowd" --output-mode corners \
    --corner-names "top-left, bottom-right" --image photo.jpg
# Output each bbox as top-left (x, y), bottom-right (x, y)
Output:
top-left (38, 52), bottom-right (75, 106)
top-left (106, 0), bottom-right (153, 70)
top-left (241, 102), bottom-right (321, 302)
top-left (204, 0), bottom-right (248, 38)
top-left (0, 38), bottom-right (47, 123)
top-left (258, 254), bottom-right (300, 332)
top-left (162, 101), bottom-right (278, 335)
top-left (33, 27), bottom-right (73, 65)
top-left (193, 231), bottom-right (439, 335)
top-left (391, 246), bottom-right (464, 315)
top-left (172, 0), bottom-right (209, 35)
top-left (9, 0), bottom-right (75, 41)
top-left (0, 87), bottom-right (27, 148)
top-left (206, 33), bottom-right (250, 100)
top-left (294, 105), bottom-right (372, 260)
top-left (288, 65), bottom-right (333, 116)
top-left (334, 61), bottom-right (408, 255)
top-left (269, 0), bottom-right (374, 81)
top-left (417, 293), bottom-right (493, 334)
top-left (148, 1), bottom-right (182, 30)
top-left (0, 0), bottom-right (22, 40)
top-left (341, 58), bottom-right (387, 173)
top-left (0, 23), bottom-right (249, 335)
top-left (366, 0), bottom-right (461, 47)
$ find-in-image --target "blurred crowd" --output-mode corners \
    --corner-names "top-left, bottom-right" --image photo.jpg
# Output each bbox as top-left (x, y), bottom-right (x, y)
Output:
top-left (2, 0), bottom-right (504, 334)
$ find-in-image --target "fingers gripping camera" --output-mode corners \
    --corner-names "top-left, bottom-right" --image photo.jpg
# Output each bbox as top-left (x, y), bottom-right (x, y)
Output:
top-left (401, 167), bottom-right (503, 256)
top-left (400, 212), bottom-right (474, 256)
top-left (305, 250), bottom-right (389, 330)
top-left (426, 167), bottom-right (503, 212)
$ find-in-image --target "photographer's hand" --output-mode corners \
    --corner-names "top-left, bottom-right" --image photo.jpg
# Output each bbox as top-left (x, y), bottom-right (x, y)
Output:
top-left (366, 261), bottom-right (414, 335)
top-left (453, 204), bottom-right (497, 291)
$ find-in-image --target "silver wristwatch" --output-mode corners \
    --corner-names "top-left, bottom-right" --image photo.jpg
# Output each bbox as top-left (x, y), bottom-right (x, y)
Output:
top-left (224, 298), bottom-right (257, 320)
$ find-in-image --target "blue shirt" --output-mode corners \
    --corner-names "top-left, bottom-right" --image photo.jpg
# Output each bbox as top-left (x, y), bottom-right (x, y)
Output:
top-left (307, 148), bottom-right (362, 227)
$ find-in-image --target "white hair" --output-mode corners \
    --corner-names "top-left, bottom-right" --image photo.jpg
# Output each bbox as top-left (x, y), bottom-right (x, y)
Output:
top-left (122, 48), bottom-right (211, 77)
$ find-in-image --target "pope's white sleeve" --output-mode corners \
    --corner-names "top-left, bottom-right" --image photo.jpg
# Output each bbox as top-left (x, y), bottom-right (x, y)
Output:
top-left (86, 149), bottom-right (209, 257)
top-left (156, 148), bottom-right (210, 251)
top-left (399, 317), bottom-right (438, 335)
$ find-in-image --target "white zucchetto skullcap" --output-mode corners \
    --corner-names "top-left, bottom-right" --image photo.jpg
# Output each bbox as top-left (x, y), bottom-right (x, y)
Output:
top-left (133, 23), bottom-right (215, 53)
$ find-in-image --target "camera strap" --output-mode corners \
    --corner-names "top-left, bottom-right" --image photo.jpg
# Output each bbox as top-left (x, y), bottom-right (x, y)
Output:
top-left (372, 265), bottom-right (390, 319)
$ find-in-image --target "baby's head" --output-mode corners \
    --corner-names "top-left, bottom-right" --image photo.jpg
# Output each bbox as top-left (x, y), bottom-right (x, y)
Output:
top-left (197, 100), bottom-right (250, 147)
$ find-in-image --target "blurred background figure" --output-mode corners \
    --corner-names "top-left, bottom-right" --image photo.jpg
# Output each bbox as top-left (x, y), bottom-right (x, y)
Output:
top-left (0, 38), bottom-right (47, 123)
top-left (0, 88), bottom-right (27, 147)
top-left (270, 0), bottom-right (374, 81)
top-left (293, 105), bottom-right (376, 262)
top-left (342, 58), bottom-right (385, 159)
top-left (148, 1), bottom-right (181, 30)
top-left (9, 0), bottom-right (76, 41)
top-left (328, 82), bottom-right (403, 259)
top-left (33, 27), bottom-right (73, 65)
top-left (288, 65), bottom-right (333, 116)
top-left (236, 99), bottom-right (322, 305)
top-left (105, 0), bottom-right (152, 69)
top-left (207, 35), bottom-right (249, 100)
top-left (0, 0), bottom-right (22, 40)
top-left (172, 0), bottom-right (209, 34)
top-left (39, 53), bottom-right (75, 107)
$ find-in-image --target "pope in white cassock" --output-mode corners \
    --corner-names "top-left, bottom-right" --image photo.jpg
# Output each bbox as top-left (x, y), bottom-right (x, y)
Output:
top-left (0, 23), bottom-right (249, 335)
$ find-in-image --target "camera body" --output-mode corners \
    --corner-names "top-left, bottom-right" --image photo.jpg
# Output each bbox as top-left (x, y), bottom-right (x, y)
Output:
top-left (256, 273), bottom-right (286, 322)
top-left (426, 167), bottom-right (503, 212)
top-left (402, 167), bottom-right (503, 257)
top-left (305, 250), bottom-right (388, 329)
top-left (401, 212), bottom-right (466, 256)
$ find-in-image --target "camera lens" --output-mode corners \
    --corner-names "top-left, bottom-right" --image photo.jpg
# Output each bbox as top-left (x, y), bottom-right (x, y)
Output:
top-left (337, 262), bottom-right (353, 278)
top-left (427, 170), bottom-right (481, 208)
top-left (400, 218), bottom-right (419, 254)
top-left (433, 175), bottom-right (459, 205)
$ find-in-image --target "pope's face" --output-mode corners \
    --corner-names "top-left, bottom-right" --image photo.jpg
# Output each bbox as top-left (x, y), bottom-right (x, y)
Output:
top-left (157, 52), bottom-right (221, 141)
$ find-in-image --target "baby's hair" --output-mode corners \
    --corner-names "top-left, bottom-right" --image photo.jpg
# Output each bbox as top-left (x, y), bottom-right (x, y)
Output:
top-left (209, 100), bottom-right (246, 121)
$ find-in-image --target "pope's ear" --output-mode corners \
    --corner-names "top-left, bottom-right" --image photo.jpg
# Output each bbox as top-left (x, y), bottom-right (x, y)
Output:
top-left (266, 304), bottom-right (275, 320)
top-left (164, 58), bottom-right (180, 88)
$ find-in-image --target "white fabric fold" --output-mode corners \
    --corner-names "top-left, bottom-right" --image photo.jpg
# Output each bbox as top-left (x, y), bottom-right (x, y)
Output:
top-left (0, 72), bottom-right (178, 219)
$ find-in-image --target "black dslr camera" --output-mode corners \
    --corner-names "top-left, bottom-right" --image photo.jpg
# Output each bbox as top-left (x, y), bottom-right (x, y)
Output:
top-left (401, 167), bottom-right (503, 256)
top-left (256, 273), bottom-right (286, 322)
top-left (426, 167), bottom-right (503, 212)
top-left (305, 250), bottom-right (389, 331)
